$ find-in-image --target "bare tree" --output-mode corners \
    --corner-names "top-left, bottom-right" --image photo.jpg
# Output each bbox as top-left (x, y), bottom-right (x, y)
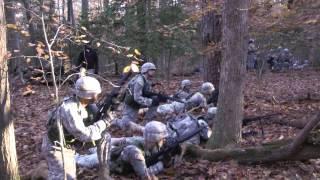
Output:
top-left (81, 0), bottom-right (89, 22)
top-left (5, 0), bottom-right (25, 83)
top-left (22, 0), bottom-right (36, 43)
top-left (207, 0), bottom-right (249, 149)
top-left (201, 0), bottom-right (222, 88)
top-left (0, 0), bottom-right (20, 179)
top-left (67, 0), bottom-right (74, 25)
top-left (103, 0), bottom-right (109, 10)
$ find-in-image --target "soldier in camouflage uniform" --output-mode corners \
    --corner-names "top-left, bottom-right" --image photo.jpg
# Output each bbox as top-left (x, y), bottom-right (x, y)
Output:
top-left (156, 82), bottom-right (215, 122)
top-left (247, 39), bottom-right (258, 70)
top-left (158, 90), bottom-right (212, 145)
top-left (199, 82), bottom-right (215, 103)
top-left (41, 76), bottom-right (111, 180)
top-left (109, 121), bottom-right (170, 179)
top-left (173, 79), bottom-right (192, 101)
top-left (278, 48), bottom-right (293, 69)
top-left (113, 62), bottom-right (159, 132)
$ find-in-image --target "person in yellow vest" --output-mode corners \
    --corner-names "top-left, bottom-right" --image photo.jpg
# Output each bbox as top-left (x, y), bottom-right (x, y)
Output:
top-left (118, 49), bottom-right (144, 85)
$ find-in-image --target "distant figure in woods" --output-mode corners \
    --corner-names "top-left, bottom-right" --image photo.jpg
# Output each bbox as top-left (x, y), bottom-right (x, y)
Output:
top-left (76, 43), bottom-right (99, 74)
top-left (247, 39), bottom-right (258, 70)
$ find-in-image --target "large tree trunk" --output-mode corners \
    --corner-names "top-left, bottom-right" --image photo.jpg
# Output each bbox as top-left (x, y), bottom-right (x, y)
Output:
top-left (0, 1), bottom-right (20, 179)
top-left (67, 0), bottom-right (75, 25)
top-left (206, 0), bottom-right (248, 149)
top-left (201, 1), bottom-right (222, 88)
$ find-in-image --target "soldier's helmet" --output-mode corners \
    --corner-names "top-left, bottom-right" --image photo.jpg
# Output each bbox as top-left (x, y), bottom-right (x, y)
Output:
top-left (200, 82), bottom-right (215, 95)
top-left (141, 62), bottom-right (157, 74)
top-left (75, 76), bottom-right (101, 99)
top-left (185, 92), bottom-right (206, 111)
top-left (181, 79), bottom-right (192, 90)
top-left (284, 48), bottom-right (289, 52)
top-left (157, 102), bottom-right (184, 116)
top-left (144, 121), bottom-right (168, 144)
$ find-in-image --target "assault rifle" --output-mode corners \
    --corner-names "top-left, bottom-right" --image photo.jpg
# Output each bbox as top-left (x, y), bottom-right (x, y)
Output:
top-left (144, 91), bottom-right (185, 104)
top-left (146, 126), bottom-right (205, 166)
top-left (94, 70), bottom-right (134, 122)
top-left (94, 87), bottom-right (120, 121)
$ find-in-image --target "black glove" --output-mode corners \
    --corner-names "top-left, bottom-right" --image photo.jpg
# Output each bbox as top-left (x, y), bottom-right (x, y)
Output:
top-left (151, 96), bottom-right (160, 106)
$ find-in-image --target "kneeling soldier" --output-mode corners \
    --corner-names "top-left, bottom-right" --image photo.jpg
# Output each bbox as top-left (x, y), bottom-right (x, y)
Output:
top-left (42, 76), bottom-right (111, 180)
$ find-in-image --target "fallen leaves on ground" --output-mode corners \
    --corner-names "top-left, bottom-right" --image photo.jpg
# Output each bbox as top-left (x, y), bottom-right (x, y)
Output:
top-left (12, 69), bottom-right (320, 179)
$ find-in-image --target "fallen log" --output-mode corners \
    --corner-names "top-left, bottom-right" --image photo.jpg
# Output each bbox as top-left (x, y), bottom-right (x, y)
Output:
top-left (186, 142), bottom-right (320, 164)
top-left (271, 119), bottom-right (307, 129)
top-left (186, 113), bottom-right (320, 164)
top-left (242, 113), bottom-right (281, 126)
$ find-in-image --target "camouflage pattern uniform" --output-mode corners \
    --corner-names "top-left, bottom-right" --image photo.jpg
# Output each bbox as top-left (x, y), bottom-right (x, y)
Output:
top-left (247, 39), bottom-right (258, 70)
top-left (157, 94), bottom-right (211, 145)
top-left (185, 92), bottom-right (207, 110)
top-left (278, 48), bottom-right (293, 69)
top-left (173, 79), bottom-right (192, 101)
top-left (42, 76), bottom-right (110, 180)
top-left (114, 62), bottom-right (157, 132)
top-left (42, 97), bottom-right (110, 180)
top-left (157, 101), bottom-right (185, 121)
top-left (110, 121), bottom-right (168, 179)
top-left (114, 73), bottom-right (153, 131)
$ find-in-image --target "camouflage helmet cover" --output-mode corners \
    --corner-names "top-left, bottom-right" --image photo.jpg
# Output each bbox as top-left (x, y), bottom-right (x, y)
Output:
top-left (144, 121), bottom-right (168, 143)
top-left (141, 62), bottom-right (156, 74)
top-left (181, 79), bottom-right (192, 89)
top-left (75, 76), bottom-right (102, 99)
top-left (200, 82), bottom-right (215, 95)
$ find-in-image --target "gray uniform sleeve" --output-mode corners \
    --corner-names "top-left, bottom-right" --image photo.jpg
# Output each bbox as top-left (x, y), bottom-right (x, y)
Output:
top-left (198, 120), bottom-right (212, 140)
top-left (60, 104), bottom-right (107, 142)
top-left (133, 76), bottom-right (152, 107)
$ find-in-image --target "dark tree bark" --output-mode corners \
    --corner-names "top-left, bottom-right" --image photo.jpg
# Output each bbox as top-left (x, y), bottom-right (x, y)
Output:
top-left (201, 0), bottom-right (222, 88)
top-left (0, 0), bottom-right (20, 179)
top-left (5, 1), bottom-right (23, 79)
top-left (81, 0), bottom-right (89, 22)
top-left (67, 0), bottom-right (75, 25)
top-left (103, 0), bottom-right (108, 10)
top-left (48, 0), bottom-right (55, 21)
top-left (21, 0), bottom-right (36, 43)
top-left (207, 0), bottom-right (248, 149)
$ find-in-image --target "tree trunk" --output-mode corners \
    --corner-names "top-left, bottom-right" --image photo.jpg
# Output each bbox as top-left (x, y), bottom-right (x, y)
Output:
top-left (61, 0), bottom-right (65, 22)
top-left (48, 0), bottom-right (55, 21)
top-left (22, 0), bottom-right (36, 43)
top-left (5, 1), bottom-right (23, 77)
top-left (67, 0), bottom-right (75, 25)
top-left (0, 1), bottom-right (20, 179)
top-left (206, 0), bottom-right (248, 149)
top-left (81, 0), bottom-right (89, 22)
top-left (103, 0), bottom-right (108, 10)
top-left (201, 0), bottom-right (222, 88)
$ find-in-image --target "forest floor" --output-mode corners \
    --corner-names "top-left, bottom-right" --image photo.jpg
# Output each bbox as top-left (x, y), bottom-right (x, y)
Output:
top-left (12, 68), bottom-right (320, 179)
